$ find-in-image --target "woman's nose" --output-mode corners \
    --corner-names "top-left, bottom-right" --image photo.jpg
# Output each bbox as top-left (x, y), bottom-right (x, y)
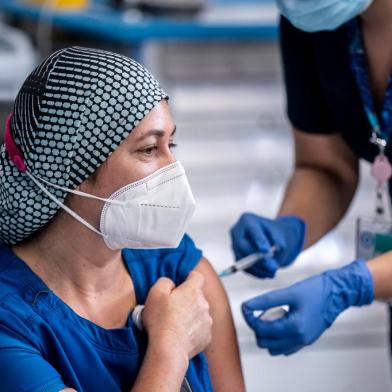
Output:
top-left (164, 146), bottom-right (177, 165)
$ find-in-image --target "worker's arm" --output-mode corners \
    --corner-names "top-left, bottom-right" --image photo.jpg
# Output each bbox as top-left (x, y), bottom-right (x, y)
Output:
top-left (279, 128), bottom-right (360, 248)
top-left (241, 193), bottom-right (392, 358)
top-left (231, 128), bottom-right (360, 278)
top-left (195, 257), bottom-right (246, 392)
top-left (367, 251), bottom-right (392, 299)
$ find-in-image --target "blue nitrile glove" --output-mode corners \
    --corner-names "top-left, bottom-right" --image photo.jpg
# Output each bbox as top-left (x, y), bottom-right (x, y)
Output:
top-left (230, 213), bottom-right (306, 278)
top-left (242, 260), bottom-right (374, 356)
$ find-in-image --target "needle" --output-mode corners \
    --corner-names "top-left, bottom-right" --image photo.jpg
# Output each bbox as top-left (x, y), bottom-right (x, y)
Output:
top-left (219, 246), bottom-right (278, 278)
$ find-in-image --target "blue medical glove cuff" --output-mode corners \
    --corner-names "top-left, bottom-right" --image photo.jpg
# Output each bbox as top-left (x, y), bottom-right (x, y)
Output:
top-left (276, 215), bottom-right (306, 265)
top-left (323, 259), bottom-right (374, 326)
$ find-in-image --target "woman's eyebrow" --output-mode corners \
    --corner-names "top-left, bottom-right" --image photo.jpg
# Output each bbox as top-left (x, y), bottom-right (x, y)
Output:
top-left (136, 125), bottom-right (177, 141)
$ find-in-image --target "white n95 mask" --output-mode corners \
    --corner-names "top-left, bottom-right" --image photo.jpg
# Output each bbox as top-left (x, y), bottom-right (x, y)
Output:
top-left (100, 161), bottom-right (196, 250)
top-left (25, 161), bottom-right (196, 250)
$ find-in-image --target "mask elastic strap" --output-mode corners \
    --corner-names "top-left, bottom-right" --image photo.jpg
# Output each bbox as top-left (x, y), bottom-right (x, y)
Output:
top-left (3, 113), bottom-right (125, 207)
top-left (3, 114), bottom-right (131, 242)
top-left (25, 170), bottom-right (107, 239)
top-left (32, 172), bottom-right (126, 206)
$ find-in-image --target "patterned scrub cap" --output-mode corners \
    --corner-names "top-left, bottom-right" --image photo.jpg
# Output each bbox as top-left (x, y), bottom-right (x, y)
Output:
top-left (0, 46), bottom-right (168, 245)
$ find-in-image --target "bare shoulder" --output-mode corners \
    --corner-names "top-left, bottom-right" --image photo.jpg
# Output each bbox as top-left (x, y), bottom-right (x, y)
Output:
top-left (194, 257), bottom-right (222, 290)
top-left (193, 257), bottom-right (230, 310)
top-left (194, 257), bottom-right (246, 392)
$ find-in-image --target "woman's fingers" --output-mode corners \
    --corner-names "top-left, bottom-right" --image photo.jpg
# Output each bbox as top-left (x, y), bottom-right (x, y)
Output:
top-left (182, 270), bottom-right (205, 291)
top-left (152, 277), bottom-right (176, 294)
top-left (144, 271), bottom-right (212, 360)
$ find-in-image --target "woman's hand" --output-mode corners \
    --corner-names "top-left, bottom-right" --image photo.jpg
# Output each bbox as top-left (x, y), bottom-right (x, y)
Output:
top-left (143, 270), bottom-right (213, 361)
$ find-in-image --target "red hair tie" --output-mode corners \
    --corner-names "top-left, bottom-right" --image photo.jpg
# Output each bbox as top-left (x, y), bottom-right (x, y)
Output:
top-left (4, 113), bottom-right (27, 172)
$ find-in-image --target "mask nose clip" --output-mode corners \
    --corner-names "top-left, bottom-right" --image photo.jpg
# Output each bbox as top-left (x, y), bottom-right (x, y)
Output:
top-left (4, 113), bottom-right (27, 172)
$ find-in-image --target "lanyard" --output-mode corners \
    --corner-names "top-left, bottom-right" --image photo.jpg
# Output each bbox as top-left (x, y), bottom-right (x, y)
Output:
top-left (348, 18), bottom-right (392, 151)
top-left (348, 18), bottom-right (392, 217)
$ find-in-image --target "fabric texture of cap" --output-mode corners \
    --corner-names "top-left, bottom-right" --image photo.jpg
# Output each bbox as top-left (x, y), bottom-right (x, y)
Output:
top-left (0, 46), bottom-right (168, 245)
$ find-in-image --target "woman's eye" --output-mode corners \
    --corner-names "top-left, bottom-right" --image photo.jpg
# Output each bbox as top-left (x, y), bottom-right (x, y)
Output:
top-left (141, 146), bottom-right (158, 156)
top-left (139, 142), bottom-right (177, 156)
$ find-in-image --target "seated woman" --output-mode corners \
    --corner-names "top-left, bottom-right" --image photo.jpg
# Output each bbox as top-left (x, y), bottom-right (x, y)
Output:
top-left (0, 46), bottom-right (245, 392)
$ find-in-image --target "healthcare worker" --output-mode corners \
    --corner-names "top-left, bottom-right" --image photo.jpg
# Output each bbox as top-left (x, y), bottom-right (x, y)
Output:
top-left (231, 0), bottom-right (392, 356)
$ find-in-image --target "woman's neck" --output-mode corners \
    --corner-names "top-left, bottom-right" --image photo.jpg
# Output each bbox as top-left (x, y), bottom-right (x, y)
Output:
top-left (12, 212), bottom-right (137, 328)
top-left (12, 210), bottom-right (130, 300)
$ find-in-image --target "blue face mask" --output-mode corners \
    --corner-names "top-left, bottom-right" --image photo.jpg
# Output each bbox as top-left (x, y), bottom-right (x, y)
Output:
top-left (276, 0), bottom-right (373, 32)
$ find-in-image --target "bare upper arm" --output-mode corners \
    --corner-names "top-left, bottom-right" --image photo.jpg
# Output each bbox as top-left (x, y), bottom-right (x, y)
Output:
top-left (194, 257), bottom-right (245, 392)
top-left (293, 128), bottom-right (359, 185)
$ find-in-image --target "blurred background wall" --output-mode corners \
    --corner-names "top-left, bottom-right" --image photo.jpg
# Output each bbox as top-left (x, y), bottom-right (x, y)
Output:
top-left (0, 1), bottom-right (391, 390)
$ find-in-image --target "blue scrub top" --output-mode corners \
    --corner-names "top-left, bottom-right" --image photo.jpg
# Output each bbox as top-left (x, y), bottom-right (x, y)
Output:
top-left (0, 235), bottom-right (212, 392)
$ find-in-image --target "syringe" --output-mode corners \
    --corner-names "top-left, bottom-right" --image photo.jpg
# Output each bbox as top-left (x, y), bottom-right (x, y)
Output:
top-left (219, 246), bottom-right (278, 278)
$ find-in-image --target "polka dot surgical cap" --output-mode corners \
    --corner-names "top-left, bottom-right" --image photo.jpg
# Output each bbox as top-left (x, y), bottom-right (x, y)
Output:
top-left (0, 46), bottom-right (168, 245)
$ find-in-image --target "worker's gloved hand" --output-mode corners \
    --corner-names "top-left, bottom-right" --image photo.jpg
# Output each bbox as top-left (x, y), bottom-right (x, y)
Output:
top-left (242, 260), bottom-right (374, 356)
top-left (230, 213), bottom-right (306, 278)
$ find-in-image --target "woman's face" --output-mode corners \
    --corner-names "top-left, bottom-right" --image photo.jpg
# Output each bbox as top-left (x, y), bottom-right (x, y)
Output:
top-left (66, 99), bottom-right (177, 227)
top-left (90, 99), bottom-right (176, 193)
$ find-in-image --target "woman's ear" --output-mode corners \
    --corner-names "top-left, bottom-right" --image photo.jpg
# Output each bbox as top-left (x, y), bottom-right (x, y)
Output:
top-left (74, 181), bottom-right (89, 192)
top-left (78, 170), bottom-right (99, 191)
top-left (73, 179), bottom-right (89, 195)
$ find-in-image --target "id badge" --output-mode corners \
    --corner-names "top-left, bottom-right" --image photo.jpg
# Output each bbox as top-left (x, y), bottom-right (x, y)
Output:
top-left (356, 216), bottom-right (392, 259)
